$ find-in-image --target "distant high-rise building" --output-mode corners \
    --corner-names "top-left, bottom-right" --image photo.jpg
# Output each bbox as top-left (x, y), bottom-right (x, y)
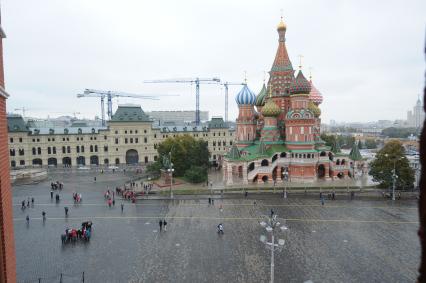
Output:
top-left (407, 98), bottom-right (424, 128)
top-left (146, 110), bottom-right (209, 126)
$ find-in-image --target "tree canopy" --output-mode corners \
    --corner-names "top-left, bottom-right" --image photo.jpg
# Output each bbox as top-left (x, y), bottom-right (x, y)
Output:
top-left (147, 135), bottom-right (210, 183)
top-left (364, 138), bottom-right (378, 149)
top-left (369, 140), bottom-right (414, 189)
top-left (381, 127), bottom-right (419, 138)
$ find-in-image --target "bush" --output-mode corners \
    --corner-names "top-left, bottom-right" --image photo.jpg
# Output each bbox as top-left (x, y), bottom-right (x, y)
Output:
top-left (184, 166), bottom-right (207, 183)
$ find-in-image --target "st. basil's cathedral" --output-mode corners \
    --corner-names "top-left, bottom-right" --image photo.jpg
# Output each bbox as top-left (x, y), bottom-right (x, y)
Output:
top-left (223, 18), bottom-right (362, 185)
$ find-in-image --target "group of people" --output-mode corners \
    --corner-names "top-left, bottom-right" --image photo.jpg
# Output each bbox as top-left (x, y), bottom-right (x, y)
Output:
top-left (61, 221), bottom-right (92, 244)
top-left (73, 192), bottom-right (82, 203)
top-left (104, 189), bottom-right (116, 207)
top-left (50, 181), bottom-right (64, 190)
top-left (158, 219), bottom-right (168, 232)
top-left (21, 197), bottom-right (34, 210)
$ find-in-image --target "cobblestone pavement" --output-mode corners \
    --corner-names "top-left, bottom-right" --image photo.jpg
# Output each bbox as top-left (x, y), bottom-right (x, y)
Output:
top-left (13, 171), bottom-right (420, 282)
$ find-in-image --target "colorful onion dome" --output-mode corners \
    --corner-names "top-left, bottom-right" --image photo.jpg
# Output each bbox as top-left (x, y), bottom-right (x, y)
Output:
top-left (255, 84), bottom-right (267, 106)
top-left (235, 85), bottom-right (256, 105)
top-left (277, 18), bottom-right (287, 31)
top-left (262, 98), bottom-right (281, 117)
top-left (308, 100), bottom-right (321, 117)
top-left (309, 80), bottom-right (323, 105)
top-left (289, 70), bottom-right (311, 95)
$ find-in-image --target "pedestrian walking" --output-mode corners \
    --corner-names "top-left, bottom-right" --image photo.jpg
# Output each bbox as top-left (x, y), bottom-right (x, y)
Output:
top-left (245, 191), bottom-right (248, 198)
top-left (112, 199), bottom-right (115, 206)
top-left (42, 211), bottom-right (46, 222)
top-left (159, 219), bottom-right (163, 232)
top-left (270, 209), bottom-right (274, 218)
top-left (321, 196), bottom-right (325, 206)
top-left (50, 190), bottom-right (53, 199)
top-left (211, 199), bottom-right (214, 205)
top-left (94, 176), bottom-right (97, 182)
top-left (64, 206), bottom-right (69, 216)
top-left (21, 200), bottom-right (25, 209)
top-left (31, 197), bottom-right (34, 206)
top-left (27, 199), bottom-right (30, 207)
top-left (332, 191), bottom-right (335, 200)
top-left (254, 200), bottom-right (257, 206)
top-left (208, 198), bottom-right (211, 205)
top-left (319, 192), bottom-right (323, 199)
top-left (163, 219), bottom-right (167, 231)
top-left (121, 203), bottom-right (124, 212)
top-left (26, 215), bottom-right (29, 224)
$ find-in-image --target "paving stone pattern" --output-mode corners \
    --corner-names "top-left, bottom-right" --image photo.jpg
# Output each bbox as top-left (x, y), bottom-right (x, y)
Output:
top-left (13, 170), bottom-right (420, 282)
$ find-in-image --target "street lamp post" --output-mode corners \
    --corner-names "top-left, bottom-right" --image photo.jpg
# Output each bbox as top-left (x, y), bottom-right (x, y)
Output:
top-left (259, 214), bottom-right (288, 283)
top-left (385, 154), bottom-right (401, 201)
top-left (168, 151), bottom-right (174, 199)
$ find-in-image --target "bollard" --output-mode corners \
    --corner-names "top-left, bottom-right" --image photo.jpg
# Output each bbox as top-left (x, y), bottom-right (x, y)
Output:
top-left (82, 271), bottom-right (85, 282)
top-left (60, 273), bottom-right (63, 283)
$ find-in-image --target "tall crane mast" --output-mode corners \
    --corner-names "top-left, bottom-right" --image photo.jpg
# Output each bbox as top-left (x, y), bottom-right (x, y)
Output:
top-left (77, 89), bottom-right (175, 126)
top-left (144, 77), bottom-right (220, 126)
top-left (220, 81), bottom-right (246, 123)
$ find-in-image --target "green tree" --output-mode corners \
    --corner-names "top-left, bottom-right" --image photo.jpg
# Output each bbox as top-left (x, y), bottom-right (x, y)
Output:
top-left (369, 140), bottom-right (414, 189)
top-left (184, 166), bottom-right (208, 183)
top-left (364, 138), bottom-right (377, 149)
top-left (153, 135), bottom-right (210, 182)
top-left (381, 127), bottom-right (419, 138)
top-left (146, 161), bottom-right (162, 178)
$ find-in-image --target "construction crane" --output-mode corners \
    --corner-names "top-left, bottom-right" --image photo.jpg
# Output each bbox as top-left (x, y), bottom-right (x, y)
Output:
top-left (220, 81), bottom-right (246, 122)
top-left (144, 77), bottom-right (220, 126)
top-left (14, 107), bottom-right (31, 118)
top-left (77, 89), bottom-right (165, 126)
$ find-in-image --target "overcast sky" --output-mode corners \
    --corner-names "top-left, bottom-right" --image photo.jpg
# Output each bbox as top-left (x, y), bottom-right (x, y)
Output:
top-left (2, 0), bottom-right (425, 123)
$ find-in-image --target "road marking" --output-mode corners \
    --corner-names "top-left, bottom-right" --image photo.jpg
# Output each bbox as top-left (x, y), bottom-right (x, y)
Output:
top-left (13, 202), bottom-right (418, 210)
top-left (13, 215), bottom-right (419, 225)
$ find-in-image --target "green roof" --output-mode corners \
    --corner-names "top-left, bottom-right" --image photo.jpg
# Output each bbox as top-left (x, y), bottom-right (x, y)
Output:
top-left (71, 121), bottom-right (88, 127)
top-left (227, 144), bottom-right (241, 159)
top-left (111, 105), bottom-right (151, 122)
top-left (290, 149), bottom-right (318, 153)
top-left (7, 115), bottom-right (29, 132)
top-left (208, 117), bottom-right (228, 129)
top-left (226, 142), bottom-right (288, 161)
top-left (349, 142), bottom-right (362, 161)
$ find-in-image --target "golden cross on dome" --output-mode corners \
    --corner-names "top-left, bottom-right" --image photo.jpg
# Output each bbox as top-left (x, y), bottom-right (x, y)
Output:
top-left (309, 67), bottom-right (313, 80)
top-left (280, 8), bottom-right (283, 20)
top-left (298, 55), bottom-right (304, 70)
top-left (244, 70), bottom-right (247, 84)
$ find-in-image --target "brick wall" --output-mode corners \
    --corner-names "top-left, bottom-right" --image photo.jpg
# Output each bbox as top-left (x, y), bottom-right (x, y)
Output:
top-left (0, 23), bottom-right (17, 283)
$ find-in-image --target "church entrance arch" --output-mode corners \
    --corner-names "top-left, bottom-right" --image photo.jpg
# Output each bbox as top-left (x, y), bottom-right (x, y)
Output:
top-left (317, 164), bottom-right (326, 179)
top-left (126, 149), bottom-right (139, 165)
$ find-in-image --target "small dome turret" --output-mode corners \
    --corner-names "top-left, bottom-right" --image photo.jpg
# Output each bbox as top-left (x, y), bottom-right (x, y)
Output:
top-left (255, 84), bottom-right (267, 106)
top-left (262, 99), bottom-right (281, 117)
top-left (277, 17), bottom-right (287, 31)
top-left (309, 78), bottom-right (323, 105)
top-left (308, 101), bottom-right (321, 117)
top-left (235, 85), bottom-right (256, 105)
top-left (289, 71), bottom-right (311, 95)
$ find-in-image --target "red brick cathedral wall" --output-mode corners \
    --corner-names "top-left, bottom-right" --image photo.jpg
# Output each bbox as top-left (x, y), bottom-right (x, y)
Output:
top-left (0, 19), bottom-right (17, 283)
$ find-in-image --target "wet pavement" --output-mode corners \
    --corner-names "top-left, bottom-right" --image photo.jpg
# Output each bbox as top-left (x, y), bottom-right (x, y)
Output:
top-left (13, 170), bottom-right (420, 282)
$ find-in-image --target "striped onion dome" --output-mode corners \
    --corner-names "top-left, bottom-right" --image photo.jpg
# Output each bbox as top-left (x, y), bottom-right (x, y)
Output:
top-left (289, 71), bottom-right (311, 95)
top-left (262, 98), bottom-right (281, 117)
top-left (309, 80), bottom-right (323, 105)
top-left (235, 85), bottom-right (256, 105)
top-left (255, 84), bottom-right (267, 106)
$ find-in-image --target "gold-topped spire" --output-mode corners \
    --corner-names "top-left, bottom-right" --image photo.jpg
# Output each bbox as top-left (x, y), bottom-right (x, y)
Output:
top-left (277, 11), bottom-right (287, 31)
top-left (298, 54), bottom-right (304, 70)
top-left (244, 70), bottom-right (247, 84)
top-left (309, 67), bottom-right (313, 81)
